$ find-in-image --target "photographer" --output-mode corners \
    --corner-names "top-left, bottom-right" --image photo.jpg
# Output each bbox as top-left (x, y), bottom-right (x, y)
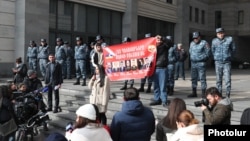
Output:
top-left (200, 87), bottom-right (233, 125)
top-left (23, 70), bottom-right (43, 93)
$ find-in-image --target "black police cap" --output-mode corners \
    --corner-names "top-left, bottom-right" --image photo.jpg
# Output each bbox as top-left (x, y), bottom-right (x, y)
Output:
top-left (166, 36), bottom-right (172, 41)
top-left (122, 37), bottom-right (131, 43)
top-left (76, 37), bottom-right (82, 41)
top-left (56, 38), bottom-right (62, 42)
top-left (216, 27), bottom-right (225, 33)
top-left (96, 35), bottom-right (103, 41)
top-left (192, 32), bottom-right (200, 39)
top-left (30, 40), bottom-right (35, 44)
top-left (41, 39), bottom-right (46, 42)
top-left (145, 33), bottom-right (151, 38)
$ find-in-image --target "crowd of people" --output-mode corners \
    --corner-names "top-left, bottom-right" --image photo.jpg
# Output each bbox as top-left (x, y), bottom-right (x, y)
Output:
top-left (1, 27), bottom-right (249, 141)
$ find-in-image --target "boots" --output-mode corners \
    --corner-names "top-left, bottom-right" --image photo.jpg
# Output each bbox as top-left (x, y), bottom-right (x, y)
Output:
top-left (201, 89), bottom-right (206, 98)
top-left (188, 88), bottom-right (197, 97)
top-left (146, 83), bottom-right (152, 93)
top-left (82, 78), bottom-right (86, 86)
top-left (138, 83), bottom-right (145, 92)
top-left (130, 84), bottom-right (133, 88)
top-left (169, 86), bottom-right (174, 96)
top-left (73, 78), bottom-right (80, 85)
top-left (120, 82), bottom-right (127, 90)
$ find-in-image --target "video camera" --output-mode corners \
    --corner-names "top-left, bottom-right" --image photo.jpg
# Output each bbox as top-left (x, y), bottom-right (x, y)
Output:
top-left (194, 98), bottom-right (209, 107)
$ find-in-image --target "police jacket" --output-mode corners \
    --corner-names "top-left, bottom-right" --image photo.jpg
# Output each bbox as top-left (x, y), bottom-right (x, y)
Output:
top-left (74, 44), bottom-right (89, 60)
top-left (27, 46), bottom-right (38, 58)
top-left (66, 46), bottom-right (74, 61)
top-left (156, 43), bottom-right (169, 68)
top-left (44, 62), bottom-right (63, 86)
top-left (168, 45), bottom-right (178, 64)
top-left (55, 45), bottom-right (66, 60)
top-left (211, 36), bottom-right (236, 62)
top-left (189, 40), bottom-right (210, 62)
top-left (38, 45), bottom-right (49, 59)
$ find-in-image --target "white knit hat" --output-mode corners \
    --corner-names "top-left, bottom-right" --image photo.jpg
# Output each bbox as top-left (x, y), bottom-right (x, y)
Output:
top-left (76, 104), bottom-right (96, 120)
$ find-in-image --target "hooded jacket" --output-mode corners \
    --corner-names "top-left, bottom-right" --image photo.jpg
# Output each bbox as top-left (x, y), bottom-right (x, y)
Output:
top-left (204, 97), bottom-right (233, 125)
top-left (110, 100), bottom-right (155, 141)
top-left (170, 124), bottom-right (203, 141)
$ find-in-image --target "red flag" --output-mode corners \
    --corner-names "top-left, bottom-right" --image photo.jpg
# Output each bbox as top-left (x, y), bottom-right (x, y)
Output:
top-left (103, 37), bottom-right (157, 81)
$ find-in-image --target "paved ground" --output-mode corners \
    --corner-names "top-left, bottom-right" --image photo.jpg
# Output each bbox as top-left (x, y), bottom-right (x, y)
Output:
top-left (1, 68), bottom-right (250, 140)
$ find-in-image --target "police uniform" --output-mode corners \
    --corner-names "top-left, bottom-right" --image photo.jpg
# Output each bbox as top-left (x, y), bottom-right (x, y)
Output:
top-left (55, 38), bottom-right (67, 79)
top-left (188, 32), bottom-right (211, 98)
top-left (38, 39), bottom-right (49, 80)
top-left (27, 40), bottom-right (38, 71)
top-left (64, 41), bottom-right (74, 79)
top-left (211, 28), bottom-right (236, 97)
top-left (166, 36), bottom-right (178, 96)
top-left (120, 37), bottom-right (134, 90)
top-left (95, 35), bottom-right (108, 48)
top-left (73, 37), bottom-right (89, 86)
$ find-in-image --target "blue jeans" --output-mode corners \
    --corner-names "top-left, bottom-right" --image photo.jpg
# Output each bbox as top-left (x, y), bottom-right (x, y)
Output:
top-left (153, 68), bottom-right (168, 103)
top-left (191, 62), bottom-right (207, 90)
top-left (167, 64), bottom-right (175, 87)
top-left (75, 60), bottom-right (86, 79)
top-left (39, 59), bottom-right (48, 77)
top-left (66, 60), bottom-right (72, 78)
top-left (175, 61), bottom-right (185, 79)
top-left (215, 61), bottom-right (231, 95)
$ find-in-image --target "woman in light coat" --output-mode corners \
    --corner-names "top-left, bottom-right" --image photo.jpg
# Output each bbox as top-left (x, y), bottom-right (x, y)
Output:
top-left (88, 64), bottom-right (110, 125)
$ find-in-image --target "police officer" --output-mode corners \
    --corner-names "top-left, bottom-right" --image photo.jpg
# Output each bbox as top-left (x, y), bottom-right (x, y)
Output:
top-left (95, 35), bottom-right (107, 48)
top-left (38, 39), bottom-right (49, 81)
top-left (138, 33), bottom-right (153, 93)
top-left (166, 36), bottom-right (178, 96)
top-left (27, 40), bottom-right (38, 71)
top-left (73, 37), bottom-right (89, 86)
top-left (55, 37), bottom-right (67, 79)
top-left (120, 37), bottom-right (134, 90)
top-left (211, 28), bottom-right (236, 98)
top-left (64, 41), bottom-right (74, 79)
top-left (188, 32), bottom-right (211, 98)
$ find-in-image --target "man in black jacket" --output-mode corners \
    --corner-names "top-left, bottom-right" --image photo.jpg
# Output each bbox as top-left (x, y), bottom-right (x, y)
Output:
top-left (45, 54), bottom-right (63, 113)
top-left (23, 70), bottom-right (43, 93)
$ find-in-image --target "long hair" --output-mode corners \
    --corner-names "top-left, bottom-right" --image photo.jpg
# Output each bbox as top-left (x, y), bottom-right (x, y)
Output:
top-left (162, 98), bottom-right (186, 129)
top-left (96, 64), bottom-right (106, 87)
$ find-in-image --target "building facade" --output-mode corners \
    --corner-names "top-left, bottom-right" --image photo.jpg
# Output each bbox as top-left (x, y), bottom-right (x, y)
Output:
top-left (0, 0), bottom-right (250, 77)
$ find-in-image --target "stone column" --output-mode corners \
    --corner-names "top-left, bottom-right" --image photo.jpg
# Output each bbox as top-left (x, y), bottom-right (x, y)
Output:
top-left (122, 0), bottom-right (138, 40)
top-left (174, 0), bottom-right (190, 68)
top-left (15, 0), bottom-right (50, 62)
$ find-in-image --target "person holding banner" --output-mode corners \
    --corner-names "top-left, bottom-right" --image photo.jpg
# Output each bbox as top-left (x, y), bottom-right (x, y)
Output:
top-left (150, 35), bottom-right (169, 107)
top-left (120, 37), bottom-right (134, 90)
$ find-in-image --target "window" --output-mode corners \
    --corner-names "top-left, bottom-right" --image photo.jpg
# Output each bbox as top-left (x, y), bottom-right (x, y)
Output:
top-left (189, 6), bottom-right (192, 21)
top-left (238, 10), bottom-right (244, 24)
top-left (215, 11), bottom-right (222, 28)
top-left (195, 8), bottom-right (199, 23)
top-left (201, 10), bottom-right (205, 24)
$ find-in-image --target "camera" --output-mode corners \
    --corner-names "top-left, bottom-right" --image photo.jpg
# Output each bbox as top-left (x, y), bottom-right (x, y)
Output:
top-left (194, 98), bottom-right (209, 107)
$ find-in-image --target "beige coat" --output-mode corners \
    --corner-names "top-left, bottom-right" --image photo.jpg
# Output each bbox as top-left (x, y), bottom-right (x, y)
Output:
top-left (88, 76), bottom-right (110, 113)
top-left (170, 124), bottom-right (203, 141)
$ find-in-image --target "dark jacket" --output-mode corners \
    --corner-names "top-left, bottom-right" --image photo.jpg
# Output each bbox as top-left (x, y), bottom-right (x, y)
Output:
top-left (204, 97), bottom-right (233, 125)
top-left (156, 120), bottom-right (176, 141)
top-left (156, 43), bottom-right (169, 68)
top-left (23, 77), bottom-right (43, 93)
top-left (44, 62), bottom-right (63, 86)
top-left (110, 100), bottom-right (155, 141)
top-left (13, 63), bottom-right (27, 84)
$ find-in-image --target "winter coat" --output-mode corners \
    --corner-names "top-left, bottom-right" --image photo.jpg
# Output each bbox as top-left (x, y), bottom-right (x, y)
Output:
top-left (156, 120), bottom-right (176, 141)
top-left (170, 124), bottom-right (203, 141)
top-left (110, 100), bottom-right (155, 141)
top-left (44, 62), bottom-right (63, 86)
top-left (189, 40), bottom-right (210, 62)
top-left (70, 123), bottom-right (112, 141)
top-left (203, 97), bottom-right (233, 125)
top-left (13, 63), bottom-right (27, 84)
top-left (88, 76), bottom-right (110, 113)
top-left (211, 36), bottom-right (236, 62)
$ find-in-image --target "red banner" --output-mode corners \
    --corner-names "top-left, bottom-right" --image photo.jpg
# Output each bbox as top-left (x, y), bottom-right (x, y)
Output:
top-left (103, 37), bottom-right (157, 81)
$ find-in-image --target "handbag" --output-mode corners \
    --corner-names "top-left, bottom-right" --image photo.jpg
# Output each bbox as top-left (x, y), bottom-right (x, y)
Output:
top-left (0, 98), bottom-right (17, 136)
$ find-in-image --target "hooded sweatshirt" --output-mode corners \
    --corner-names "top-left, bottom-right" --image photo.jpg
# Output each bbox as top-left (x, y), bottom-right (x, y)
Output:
top-left (204, 97), bottom-right (233, 125)
top-left (110, 100), bottom-right (155, 141)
